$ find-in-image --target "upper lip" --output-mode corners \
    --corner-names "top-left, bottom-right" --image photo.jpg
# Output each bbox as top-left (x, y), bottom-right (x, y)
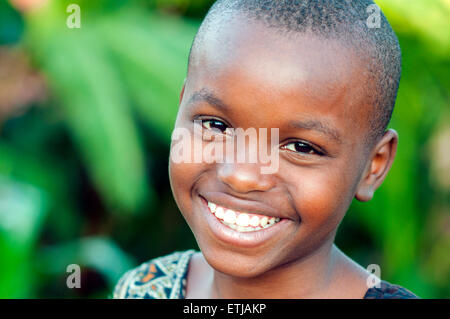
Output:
top-left (200, 192), bottom-right (289, 219)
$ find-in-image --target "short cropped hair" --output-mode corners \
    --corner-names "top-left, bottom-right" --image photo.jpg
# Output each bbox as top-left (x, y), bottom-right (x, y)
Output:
top-left (188, 0), bottom-right (402, 144)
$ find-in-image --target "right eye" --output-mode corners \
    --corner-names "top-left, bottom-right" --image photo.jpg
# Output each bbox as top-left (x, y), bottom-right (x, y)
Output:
top-left (201, 119), bottom-right (229, 134)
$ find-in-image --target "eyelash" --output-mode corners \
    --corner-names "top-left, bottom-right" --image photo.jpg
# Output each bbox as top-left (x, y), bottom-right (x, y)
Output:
top-left (200, 118), bottom-right (230, 134)
top-left (280, 141), bottom-right (324, 156)
top-left (197, 117), bottom-right (325, 157)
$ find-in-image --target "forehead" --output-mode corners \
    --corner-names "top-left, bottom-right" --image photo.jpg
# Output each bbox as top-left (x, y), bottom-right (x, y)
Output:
top-left (187, 17), bottom-right (372, 140)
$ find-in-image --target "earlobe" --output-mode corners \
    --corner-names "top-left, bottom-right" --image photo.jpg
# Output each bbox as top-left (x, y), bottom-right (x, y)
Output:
top-left (355, 185), bottom-right (374, 202)
top-left (355, 129), bottom-right (399, 202)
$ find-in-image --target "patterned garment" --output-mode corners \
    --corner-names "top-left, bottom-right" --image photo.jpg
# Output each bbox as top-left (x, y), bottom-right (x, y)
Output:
top-left (113, 250), bottom-right (196, 299)
top-left (113, 250), bottom-right (419, 299)
top-left (363, 280), bottom-right (419, 299)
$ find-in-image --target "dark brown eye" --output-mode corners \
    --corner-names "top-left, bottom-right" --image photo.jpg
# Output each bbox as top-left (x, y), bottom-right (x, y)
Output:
top-left (202, 119), bottom-right (229, 133)
top-left (283, 141), bottom-right (322, 155)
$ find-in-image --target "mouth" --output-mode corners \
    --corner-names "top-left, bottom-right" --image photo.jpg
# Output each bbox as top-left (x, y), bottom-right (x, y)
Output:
top-left (198, 195), bottom-right (291, 248)
top-left (205, 199), bottom-right (281, 232)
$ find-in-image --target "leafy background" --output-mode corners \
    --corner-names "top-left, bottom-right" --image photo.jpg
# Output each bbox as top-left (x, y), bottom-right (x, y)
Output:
top-left (0, 0), bottom-right (448, 298)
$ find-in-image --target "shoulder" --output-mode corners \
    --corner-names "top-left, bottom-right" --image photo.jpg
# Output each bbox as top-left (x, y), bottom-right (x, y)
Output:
top-left (113, 249), bottom-right (197, 299)
top-left (364, 280), bottom-right (420, 299)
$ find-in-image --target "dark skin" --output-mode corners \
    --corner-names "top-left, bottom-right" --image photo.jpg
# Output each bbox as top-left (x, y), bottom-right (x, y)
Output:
top-left (169, 18), bottom-right (398, 299)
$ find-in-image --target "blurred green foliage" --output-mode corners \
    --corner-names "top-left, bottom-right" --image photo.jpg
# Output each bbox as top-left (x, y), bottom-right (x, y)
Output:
top-left (0, 0), bottom-right (448, 298)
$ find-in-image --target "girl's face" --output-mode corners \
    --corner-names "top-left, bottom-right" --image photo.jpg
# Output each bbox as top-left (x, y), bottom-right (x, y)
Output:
top-left (169, 21), bottom-right (389, 278)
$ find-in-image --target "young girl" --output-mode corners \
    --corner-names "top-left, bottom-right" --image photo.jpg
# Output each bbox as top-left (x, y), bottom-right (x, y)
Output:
top-left (113, 0), bottom-right (418, 299)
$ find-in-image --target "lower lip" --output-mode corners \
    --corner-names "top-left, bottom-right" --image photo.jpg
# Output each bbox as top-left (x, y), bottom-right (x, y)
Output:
top-left (199, 196), bottom-right (291, 249)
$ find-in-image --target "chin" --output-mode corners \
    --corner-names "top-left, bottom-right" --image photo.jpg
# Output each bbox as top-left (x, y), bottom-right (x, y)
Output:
top-left (197, 240), bottom-right (278, 278)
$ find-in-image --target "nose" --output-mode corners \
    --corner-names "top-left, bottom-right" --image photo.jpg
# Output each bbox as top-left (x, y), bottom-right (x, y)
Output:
top-left (217, 162), bottom-right (276, 194)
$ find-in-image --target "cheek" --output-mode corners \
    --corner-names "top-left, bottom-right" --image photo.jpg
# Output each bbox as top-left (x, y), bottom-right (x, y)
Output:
top-left (168, 128), bottom-right (208, 220)
top-left (169, 160), bottom-right (189, 198)
top-left (169, 159), bottom-right (199, 217)
top-left (169, 132), bottom-right (193, 215)
top-left (286, 164), bottom-right (356, 233)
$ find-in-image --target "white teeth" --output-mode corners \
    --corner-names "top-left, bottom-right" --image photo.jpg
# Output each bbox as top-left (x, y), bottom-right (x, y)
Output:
top-left (208, 202), bottom-right (217, 213)
top-left (249, 215), bottom-right (260, 227)
top-left (236, 213), bottom-right (250, 227)
top-left (207, 200), bottom-right (281, 233)
top-left (224, 209), bottom-right (237, 224)
top-left (260, 216), bottom-right (268, 227)
top-left (215, 206), bottom-right (225, 219)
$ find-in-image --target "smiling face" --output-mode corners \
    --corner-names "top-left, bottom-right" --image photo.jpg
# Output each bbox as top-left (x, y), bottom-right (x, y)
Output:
top-left (169, 18), bottom-right (392, 278)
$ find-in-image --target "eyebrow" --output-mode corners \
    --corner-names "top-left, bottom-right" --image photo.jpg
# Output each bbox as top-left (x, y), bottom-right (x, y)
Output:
top-left (289, 119), bottom-right (342, 144)
top-left (187, 89), bottom-right (229, 112)
top-left (187, 89), bottom-right (342, 144)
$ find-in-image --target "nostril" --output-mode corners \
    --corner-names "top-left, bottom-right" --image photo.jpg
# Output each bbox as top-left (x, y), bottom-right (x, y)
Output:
top-left (217, 163), bottom-right (275, 194)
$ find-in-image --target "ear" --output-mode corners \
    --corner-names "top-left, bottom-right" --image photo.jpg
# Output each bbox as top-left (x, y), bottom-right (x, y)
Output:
top-left (355, 129), bottom-right (399, 202)
top-left (179, 79), bottom-right (186, 105)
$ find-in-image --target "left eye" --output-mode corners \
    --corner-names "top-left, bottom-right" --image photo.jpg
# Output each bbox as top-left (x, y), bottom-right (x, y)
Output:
top-left (202, 119), bottom-right (229, 133)
top-left (282, 141), bottom-right (322, 155)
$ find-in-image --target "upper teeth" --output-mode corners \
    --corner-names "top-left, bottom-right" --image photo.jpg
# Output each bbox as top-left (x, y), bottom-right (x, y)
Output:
top-left (207, 200), bottom-right (280, 232)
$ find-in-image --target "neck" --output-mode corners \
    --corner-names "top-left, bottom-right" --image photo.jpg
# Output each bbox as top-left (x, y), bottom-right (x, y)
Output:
top-left (209, 240), bottom-right (346, 299)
